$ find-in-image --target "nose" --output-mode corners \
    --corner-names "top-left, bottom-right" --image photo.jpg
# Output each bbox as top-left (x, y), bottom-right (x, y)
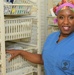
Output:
top-left (63, 17), bottom-right (69, 25)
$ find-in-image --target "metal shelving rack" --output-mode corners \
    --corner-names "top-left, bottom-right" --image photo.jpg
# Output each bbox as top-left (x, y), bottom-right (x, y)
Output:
top-left (0, 0), bottom-right (48, 75)
top-left (0, 0), bottom-right (36, 75)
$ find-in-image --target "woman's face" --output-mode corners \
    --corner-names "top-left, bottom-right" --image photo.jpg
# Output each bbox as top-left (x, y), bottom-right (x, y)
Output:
top-left (57, 8), bottom-right (74, 36)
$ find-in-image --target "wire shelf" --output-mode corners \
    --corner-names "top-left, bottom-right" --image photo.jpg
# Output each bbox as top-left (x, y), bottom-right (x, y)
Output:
top-left (6, 42), bottom-right (37, 75)
top-left (5, 17), bottom-right (32, 41)
top-left (4, 4), bottom-right (32, 15)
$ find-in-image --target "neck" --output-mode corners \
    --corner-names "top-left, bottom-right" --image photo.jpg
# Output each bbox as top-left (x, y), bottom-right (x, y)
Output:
top-left (57, 33), bottom-right (70, 43)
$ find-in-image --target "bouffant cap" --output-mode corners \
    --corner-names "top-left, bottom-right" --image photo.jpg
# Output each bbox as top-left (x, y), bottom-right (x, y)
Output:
top-left (53, 0), bottom-right (74, 15)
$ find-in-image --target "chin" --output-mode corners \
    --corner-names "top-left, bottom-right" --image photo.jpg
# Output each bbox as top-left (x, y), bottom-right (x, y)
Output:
top-left (61, 31), bottom-right (72, 35)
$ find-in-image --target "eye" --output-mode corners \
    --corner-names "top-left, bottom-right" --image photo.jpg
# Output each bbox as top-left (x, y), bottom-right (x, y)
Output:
top-left (69, 16), bottom-right (74, 19)
top-left (58, 16), bottom-right (64, 19)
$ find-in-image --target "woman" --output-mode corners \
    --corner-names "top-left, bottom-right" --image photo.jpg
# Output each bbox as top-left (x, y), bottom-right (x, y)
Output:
top-left (6, 0), bottom-right (74, 75)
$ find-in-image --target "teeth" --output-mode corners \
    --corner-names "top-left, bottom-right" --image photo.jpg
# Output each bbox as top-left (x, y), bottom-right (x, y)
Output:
top-left (63, 26), bottom-right (69, 30)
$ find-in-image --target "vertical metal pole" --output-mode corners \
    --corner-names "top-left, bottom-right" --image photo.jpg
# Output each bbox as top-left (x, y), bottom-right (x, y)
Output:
top-left (0, 0), bottom-right (6, 75)
top-left (37, 0), bottom-right (42, 75)
top-left (37, 0), bottom-right (48, 75)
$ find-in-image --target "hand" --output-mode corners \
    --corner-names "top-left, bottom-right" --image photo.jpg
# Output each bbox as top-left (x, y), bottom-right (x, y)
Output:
top-left (6, 50), bottom-right (21, 61)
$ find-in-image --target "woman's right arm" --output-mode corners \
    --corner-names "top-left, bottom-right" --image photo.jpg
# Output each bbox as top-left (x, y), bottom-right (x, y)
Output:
top-left (6, 50), bottom-right (43, 64)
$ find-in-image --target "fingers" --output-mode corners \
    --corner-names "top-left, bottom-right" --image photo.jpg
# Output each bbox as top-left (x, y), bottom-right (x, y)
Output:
top-left (6, 50), bottom-right (15, 54)
top-left (6, 50), bottom-right (12, 54)
top-left (6, 50), bottom-right (20, 62)
top-left (6, 50), bottom-right (15, 62)
top-left (6, 50), bottom-right (11, 52)
top-left (8, 57), bottom-right (12, 62)
top-left (8, 53), bottom-right (16, 62)
top-left (8, 56), bottom-right (14, 62)
top-left (6, 50), bottom-right (10, 53)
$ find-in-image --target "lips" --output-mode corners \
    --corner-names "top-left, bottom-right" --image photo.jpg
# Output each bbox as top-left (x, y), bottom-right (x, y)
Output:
top-left (62, 26), bottom-right (70, 31)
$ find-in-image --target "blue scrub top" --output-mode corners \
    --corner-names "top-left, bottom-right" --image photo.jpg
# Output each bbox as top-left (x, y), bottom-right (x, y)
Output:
top-left (42, 31), bottom-right (74, 75)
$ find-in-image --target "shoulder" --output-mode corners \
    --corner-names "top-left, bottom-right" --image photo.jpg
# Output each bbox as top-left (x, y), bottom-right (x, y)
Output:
top-left (46, 31), bottom-right (59, 40)
top-left (43, 31), bottom-right (59, 45)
